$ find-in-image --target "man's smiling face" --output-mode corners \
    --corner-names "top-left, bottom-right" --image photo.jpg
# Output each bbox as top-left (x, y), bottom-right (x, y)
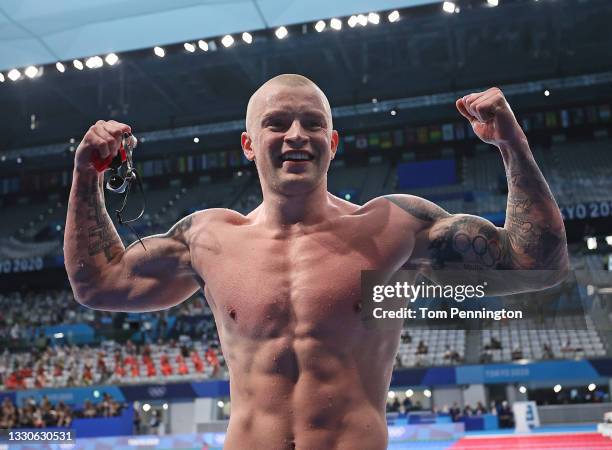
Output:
top-left (242, 77), bottom-right (338, 196)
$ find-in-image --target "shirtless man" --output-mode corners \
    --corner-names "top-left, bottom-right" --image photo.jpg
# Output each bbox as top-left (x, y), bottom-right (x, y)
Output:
top-left (64, 74), bottom-right (569, 449)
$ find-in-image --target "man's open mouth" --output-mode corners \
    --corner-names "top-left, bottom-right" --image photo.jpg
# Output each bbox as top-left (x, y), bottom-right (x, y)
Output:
top-left (280, 151), bottom-right (315, 162)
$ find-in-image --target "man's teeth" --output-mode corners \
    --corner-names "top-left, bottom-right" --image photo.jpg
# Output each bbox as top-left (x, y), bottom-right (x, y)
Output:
top-left (282, 152), bottom-right (311, 161)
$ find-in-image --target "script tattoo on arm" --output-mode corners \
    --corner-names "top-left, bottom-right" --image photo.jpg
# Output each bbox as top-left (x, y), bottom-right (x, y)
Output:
top-left (76, 175), bottom-right (123, 263)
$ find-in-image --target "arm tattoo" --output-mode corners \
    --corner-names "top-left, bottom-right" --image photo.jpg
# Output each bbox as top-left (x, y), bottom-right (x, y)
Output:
top-left (428, 217), bottom-right (513, 270)
top-left (502, 149), bottom-right (567, 269)
top-left (384, 195), bottom-right (448, 223)
top-left (165, 216), bottom-right (193, 245)
top-left (77, 176), bottom-right (123, 263)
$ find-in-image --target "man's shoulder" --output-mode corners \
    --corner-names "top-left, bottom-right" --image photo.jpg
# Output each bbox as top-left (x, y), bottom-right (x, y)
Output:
top-left (183, 208), bottom-right (248, 229)
top-left (168, 208), bottom-right (246, 241)
top-left (360, 194), bottom-right (450, 223)
top-left (190, 208), bottom-right (247, 225)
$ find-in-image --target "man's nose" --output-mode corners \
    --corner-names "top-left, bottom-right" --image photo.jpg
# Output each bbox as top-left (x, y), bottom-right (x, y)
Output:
top-left (284, 120), bottom-right (308, 147)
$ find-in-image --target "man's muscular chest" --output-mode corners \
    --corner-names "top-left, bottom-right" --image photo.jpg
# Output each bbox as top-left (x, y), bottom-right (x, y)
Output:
top-left (192, 214), bottom-right (412, 339)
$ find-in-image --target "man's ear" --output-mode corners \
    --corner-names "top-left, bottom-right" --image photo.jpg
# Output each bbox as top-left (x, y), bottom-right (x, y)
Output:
top-left (330, 130), bottom-right (339, 160)
top-left (241, 132), bottom-right (255, 161)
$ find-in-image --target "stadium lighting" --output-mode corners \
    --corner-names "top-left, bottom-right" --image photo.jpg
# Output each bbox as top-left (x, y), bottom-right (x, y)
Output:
top-left (193, 137), bottom-right (200, 143)
top-left (544, 89), bottom-right (550, 96)
top-left (0, 73), bottom-right (4, 82)
top-left (405, 389), bottom-right (414, 397)
top-left (53, 332), bottom-right (64, 339)
top-left (105, 53), bottom-right (119, 65)
top-left (16, 156), bottom-right (22, 164)
top-left (487, 0), bottom-right (499, 6)
top-left (217, 401), bottom-right (225, 408)
top-left (85, 56), bottom-right (103, 69)
top-left (357, 14), bottom-right (368, 26)
top-left (56, 62), bottom-right (65, 73)
top-left (315, 20), bottom-right (326, 32)
top-left (198, 40), bottom-right (209, 51)
top-left (588, 383), bottom-right (596, 392)
top-left (142, 403), bottom-right (151, 412)
top-left (8, 68), bottom-right (21, 81)
top-left (388, 10), bottom-right (400, 22)
top-left (519, 386), bottom-right (527, 394)
top-left (553, 384), bottom-right (562, 393)
top-left (586, 237), bottom-right (597, 250)
top-left (423, 389), bottom-right (432, 398)
top-left (605, 236), bottom-right (612, 246)
top-left (221, 35), bottom-right (235, 48)
top-left (184, 42), bottom-right (196, 53)
top-left (242, 32), bottom-right (253, 44)
top-left (154, 46), bottom-right (165, 58)
top-left (330, 18), bottom-right (342, 30)
top-left (24, 66), bottom-right (39, 78)
top-left (443, 1), bottom-right (456, 13)
top-left (387, 391), bottom-right (396, 399)
top-left (348, 15), bottom-right (358, 28)
top-left (390, 108), bottom-right (398, 116)
top-left (73, 59), bottom-right (84, 70)
top-left (162, 403), bottom-right (169, 410)
top-left (368, 13), bottom-right (380, 25)
top-left (275, 26), bottom-right (288, 39)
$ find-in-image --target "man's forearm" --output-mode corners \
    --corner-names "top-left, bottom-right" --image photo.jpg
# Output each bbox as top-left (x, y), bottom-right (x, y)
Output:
top-left (500, 137), bottom-right (568, 270)
top-left (64, 168), bottom-right (125, 297)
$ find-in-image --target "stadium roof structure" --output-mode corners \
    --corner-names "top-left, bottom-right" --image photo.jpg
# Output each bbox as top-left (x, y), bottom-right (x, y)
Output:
top-left (0, 0), bottom-right (611, 153)
top-left (0, 0), bottom-right (437, 70)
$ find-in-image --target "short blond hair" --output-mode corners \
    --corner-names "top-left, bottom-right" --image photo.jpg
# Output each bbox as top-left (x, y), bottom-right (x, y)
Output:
top-left (245, 74), bottom-right (332, 133)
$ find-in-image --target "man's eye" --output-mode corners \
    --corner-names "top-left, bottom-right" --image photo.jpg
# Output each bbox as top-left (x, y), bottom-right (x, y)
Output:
top-left (307, 121), bottom-right (322, 129)
top-left (268, 121), bottom-right (285, 129)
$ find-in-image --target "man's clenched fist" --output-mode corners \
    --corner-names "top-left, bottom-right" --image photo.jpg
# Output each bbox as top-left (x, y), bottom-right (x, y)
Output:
top-left (74, 120), bottom-right (132, 172)
top-left (456, 87), bottom-right (526, 147)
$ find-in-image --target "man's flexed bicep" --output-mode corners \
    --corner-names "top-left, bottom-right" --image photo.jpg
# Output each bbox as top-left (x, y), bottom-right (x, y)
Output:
top-left (103, 213), bottom-right (200, 312)
top-left (387, 194), bottom-right (567, 295)
top-left (73, 214), bottom-right (201, 313)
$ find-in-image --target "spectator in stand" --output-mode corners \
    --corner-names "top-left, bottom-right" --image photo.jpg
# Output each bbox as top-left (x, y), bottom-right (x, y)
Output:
top-left (443, 345), bottom-right (461, 364)
top-left (83, 400), bottom-right (97, 418)
top-left (400, 329), bottom-right (412, 344)
top-left (511, 345), bottom-right (523, 360)
top-left (497, 401), bottom-right (514, 428)
top-left (56, 401), bottom-right (73, 427)
top-left (416, 340), bottom-right (428, 355)
top-left (0, 397), bottom-right (17, 428)
top-left (475, 401), bottom-right (488, 415)
top-left (402, 396), bottom-right (412, 412)
top-left (485, 336), bottom-right (502, 350)
top-left (449, 402), bottom-right (461, 421)
top-left (561, 339), bottom-right (575, 357)
top-left (543, 342), bottom-right (554, 359)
